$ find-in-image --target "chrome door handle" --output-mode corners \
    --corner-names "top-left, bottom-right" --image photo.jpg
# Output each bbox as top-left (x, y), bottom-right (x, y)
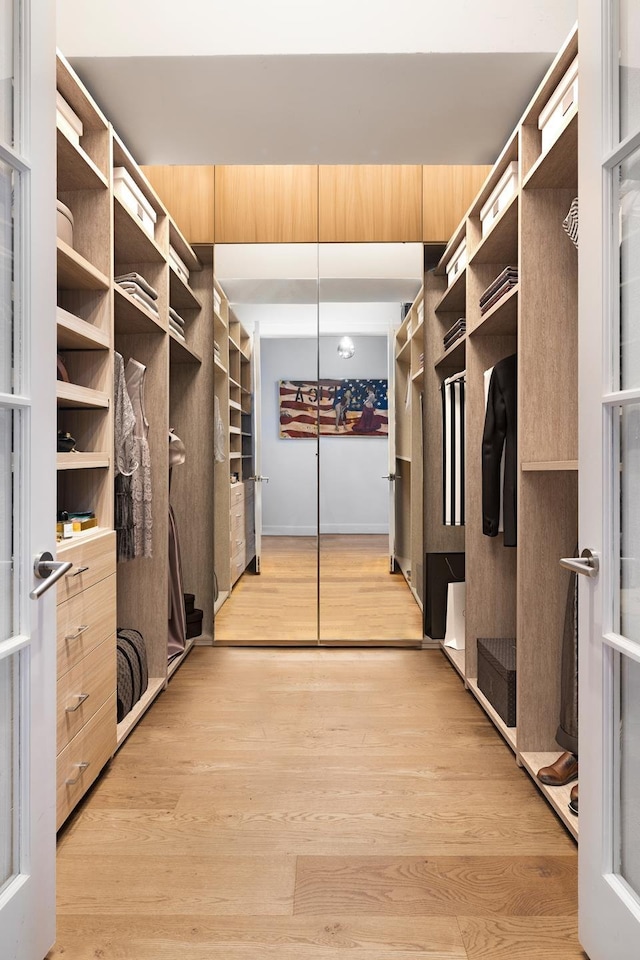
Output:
top-left (382, 473), bottom-right (396, 481)
top-left (248, 475), bottom-right (269, 483)
top-left (559, 548), bottom-right (599, 579)
top-left (30, 552), bottom-right (73, 599)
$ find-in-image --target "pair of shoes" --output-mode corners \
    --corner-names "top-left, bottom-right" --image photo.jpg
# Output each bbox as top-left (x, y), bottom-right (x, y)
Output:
top-left (569, 783), bottom-right (578, 816)
top-left (537, 751), bottom-right (578, 786)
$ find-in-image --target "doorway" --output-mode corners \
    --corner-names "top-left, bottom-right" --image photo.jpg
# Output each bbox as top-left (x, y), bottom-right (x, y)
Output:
top-left (212, 242), bottom-right (425, 645)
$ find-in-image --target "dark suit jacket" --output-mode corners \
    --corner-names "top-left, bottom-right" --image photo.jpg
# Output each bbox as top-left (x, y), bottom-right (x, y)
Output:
top-left (482, 353), bottom-right (517, 547)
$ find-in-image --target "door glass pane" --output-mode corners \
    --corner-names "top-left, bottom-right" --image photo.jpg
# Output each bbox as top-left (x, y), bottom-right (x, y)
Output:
top-left (619, 148), bottom-right (640, 390)
top-left (618, 654), bottom-right (640, 899)
top-left (0, 0), bottom-right (13, 145)
top-left (0, 407), bottom-right (14, 644)
top-left (0, 654), bottom-right (17, 892)
top-left (620, 0), bottom-right (640, 142)
top-left (0, 160), bottom-right (18, 395)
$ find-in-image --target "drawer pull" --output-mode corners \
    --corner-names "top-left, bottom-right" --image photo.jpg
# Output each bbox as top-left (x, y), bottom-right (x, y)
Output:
top-left (65, 761), bottom-right (90, 785)
top-left (65, 693), bottom-right (90, 713)
top-left (65, 624), bottom-right (89, 641)
top-left (67, 565), bottom-right (89, 578)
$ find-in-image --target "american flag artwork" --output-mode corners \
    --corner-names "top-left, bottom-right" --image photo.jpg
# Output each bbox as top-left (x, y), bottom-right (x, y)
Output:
top-left (279, 379), bottom-right (389, 439)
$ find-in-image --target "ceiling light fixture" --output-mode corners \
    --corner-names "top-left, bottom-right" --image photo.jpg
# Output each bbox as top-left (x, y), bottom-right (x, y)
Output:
top-left (337, 336), bottom-right (355, 359)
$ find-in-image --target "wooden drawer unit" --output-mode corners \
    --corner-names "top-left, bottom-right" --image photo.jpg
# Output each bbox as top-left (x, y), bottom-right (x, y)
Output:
top-left (231, 551), bottom-right (246, 585)
top-left (56, 693), bottom-right (116, 829)
top-left (57, 573), bottom-right (116, 676)
top-left (57, 636), bottom-right (116, 752)
top-left (230, 482), bottom-right (244, 506)
top-left (230, 509), bottom-right (245, 540)
top-left (56, 530), bottom-right (116, 604)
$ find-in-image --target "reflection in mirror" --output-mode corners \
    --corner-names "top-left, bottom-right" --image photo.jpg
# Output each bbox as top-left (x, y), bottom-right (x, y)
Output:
top-left (211, 242), bottom-right (426, 645)
top-left (212, 244), bottom-right (319, 644)
top-left (318, 244), bottom-right (425, 643)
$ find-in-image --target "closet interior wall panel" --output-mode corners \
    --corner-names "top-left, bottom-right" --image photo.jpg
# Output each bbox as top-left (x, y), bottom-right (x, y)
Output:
top-left (423, 165), bottom-right (492, 242)
top-left (142, 165), bottom-right (216, 243)
top-left (214, 165), bottom-right (319, 243)
top-left (318, 164), bottom-right (423, 242)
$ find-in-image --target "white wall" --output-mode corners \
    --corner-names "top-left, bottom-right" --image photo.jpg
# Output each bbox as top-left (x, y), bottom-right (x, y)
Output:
top-left (58, 1), bottom-right (576, 56)
top-left (260, 334), bottom-right (390, 535)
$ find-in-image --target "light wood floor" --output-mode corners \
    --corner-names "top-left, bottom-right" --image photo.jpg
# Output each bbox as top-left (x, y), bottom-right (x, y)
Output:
top-left (214, 535), bottom-right (424, 644)
top-left (51, 648), bottom-right (585, 960)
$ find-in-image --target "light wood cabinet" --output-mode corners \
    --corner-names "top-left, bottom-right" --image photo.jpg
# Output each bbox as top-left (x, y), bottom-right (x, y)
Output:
top-left (319, 164), bottom-right (423, 242)
top-left (215, 165), bottom-right (318, 243)
top-left (425, 26), bottom-right (579, 841)
top-left (423, 165), bottom-right (493, 242)
top-left (142, 165), bottom-right (215, 243)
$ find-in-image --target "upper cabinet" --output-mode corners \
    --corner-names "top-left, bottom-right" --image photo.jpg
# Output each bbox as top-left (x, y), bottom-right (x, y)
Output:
top-left (318, 164), bottom-right (423, 242)
top-left (215, 165), bottom-right (319, 243)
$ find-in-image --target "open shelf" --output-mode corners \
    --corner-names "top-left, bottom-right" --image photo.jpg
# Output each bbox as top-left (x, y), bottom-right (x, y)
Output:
top-left (116, 677), bottom-right (165, 750)
top-left (214, 356), bottom-right (227, 374)
top-left (396, 454), bottom-right (411, 463)
top-left (167, 638), bottom-right (196, 681)
top-left (57, 306), bottom-right (110, 351)
top-left (411, 367), bottom-right (424, 382)
top-left (57, 126), bottom-right (109, 192)
top-left (470, 194), bottom-right (519, 265)
top-left (395, 338), bottom-right (412, 364)
top-left (114, 195), bottom-right (165, 264)
top-left (169, 332), bottom-right (202, 365)
top-left (57, 452), bottom-right (110, 470)
top-left (170, 266), bottom-right (202, 311)
top-left (523, 112), bottom-right (578, 191)
top-left (435, 270), bottom-right (466, 314)
top-left (57, 382), bottom-right (109, 409)
top-left (467, 678), bottom-right (517, 753)
top-left (114, 285), bottom-right (165, 335)
top-left (521, 460), bottom-right (579, 471)
top-left (440, 642), bottom-right (466, 682)
top-left (435, 335), bottom-right (466, 371)
top-left (169, 220), bottom-right (201, 275)
top-left (57, 239), bottom-right (110, 291)
top-left (472, 284), bottom-right (519, 337)
top-left (520, 752), bottom-right (578, 841)
top-left (229, 399), bottom-right (242, 412)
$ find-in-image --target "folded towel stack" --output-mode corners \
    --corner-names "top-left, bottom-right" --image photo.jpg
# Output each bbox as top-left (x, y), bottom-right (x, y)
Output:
top-left (116, 273), bottom-right (159, 317)
top-left (479, 267), bottom-right (518, 315)
top-left (169, 306), bottom-right (186, 342)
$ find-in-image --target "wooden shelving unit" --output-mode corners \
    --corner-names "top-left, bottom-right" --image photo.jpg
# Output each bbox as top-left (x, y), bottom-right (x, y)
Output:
top-left (115, 678), bottom-right (165, 750)
top-left (114, 284), bottom-right (166, 335)
top-left (393, 291), bottom-right (425, 612)
top-left (57, 239), bottom-right (110, 291)
top-left (424, 26), bottom-right (580, 841)
top-left (57, 452), bottom-right (110, 470)
top-left (56, 382), bottom-right (110, 409)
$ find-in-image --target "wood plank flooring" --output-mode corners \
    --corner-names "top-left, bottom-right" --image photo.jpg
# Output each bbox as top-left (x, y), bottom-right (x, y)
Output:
top-left (214, 535), bottom-right (424, 644)
top-left (50, 648), bottom-right (585, 959)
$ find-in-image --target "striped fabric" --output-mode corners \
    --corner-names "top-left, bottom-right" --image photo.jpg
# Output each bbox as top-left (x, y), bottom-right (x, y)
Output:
top-left (441, 372), bottom-right (465, 526)
top-left (562, 196), bottom-right (579, 249)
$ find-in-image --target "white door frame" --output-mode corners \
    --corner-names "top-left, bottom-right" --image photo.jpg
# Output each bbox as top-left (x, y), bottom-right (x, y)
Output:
top-left (252, 321), bottom-right (263, 572)
top-left (387, 320), bottom-right (397, 571)
top-left (579, 0), bottom-right (640, 954)
top-left (0, 0), bottom-right (57, 957)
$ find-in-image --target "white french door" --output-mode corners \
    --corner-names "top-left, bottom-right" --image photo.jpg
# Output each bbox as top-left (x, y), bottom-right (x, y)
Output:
top-left (0, 1), bottom-right (57, 958)
top-left (387, 320), bottom-right (397, 571)
top-left (251, 321), bottom-right (263, 573)
top-left (580, 0), bottom-right (640, 956)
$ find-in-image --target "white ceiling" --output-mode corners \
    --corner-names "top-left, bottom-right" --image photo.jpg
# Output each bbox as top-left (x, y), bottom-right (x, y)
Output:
top-left (57, 1), bottom-right (577, 165)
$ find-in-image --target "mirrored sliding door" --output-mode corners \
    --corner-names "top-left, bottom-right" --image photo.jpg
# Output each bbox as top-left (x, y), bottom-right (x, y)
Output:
top-left (212, 243), bottom-right (319, 643)
top-left (317, 244), bottom-right (425, 644)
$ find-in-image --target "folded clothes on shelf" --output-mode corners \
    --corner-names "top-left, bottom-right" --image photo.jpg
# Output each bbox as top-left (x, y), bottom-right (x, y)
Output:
top-left (479, 267), bottom-right (518, 315)
top-left (118, 281), bottom-right (159, 315)
top-left (443, 317), bottom-right (467, 349)
top-left (169, 320), bottom-right (186, 342)
top-left (169, 306), bottom-right (185, 328)
top-left (115, 272), bottom-right (158, 300)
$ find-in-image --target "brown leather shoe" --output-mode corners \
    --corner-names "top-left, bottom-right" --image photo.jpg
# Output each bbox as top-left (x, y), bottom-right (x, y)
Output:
top-left (537, 751), bottom-right (578, 786)
top-left (569, 782), bottom-right (578, 816)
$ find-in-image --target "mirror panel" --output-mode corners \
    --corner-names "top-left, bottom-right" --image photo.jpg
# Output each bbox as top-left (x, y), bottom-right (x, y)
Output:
top-left (317, 243), bottom-right (425, 644)
top-left (212, 243), bottom-right (319, 643)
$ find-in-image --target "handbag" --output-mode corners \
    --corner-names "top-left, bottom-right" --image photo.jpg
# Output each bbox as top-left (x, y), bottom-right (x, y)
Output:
top-left (443, 581), bottom-right (466, 650)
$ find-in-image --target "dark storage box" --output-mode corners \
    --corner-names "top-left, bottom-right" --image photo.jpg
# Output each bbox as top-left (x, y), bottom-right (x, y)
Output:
top-left (477, 637), bottom-right (516, 727)
top-left (184, 592), bottom-right (195, 615)
top-left (186, 607), bottom-right (203, 640)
